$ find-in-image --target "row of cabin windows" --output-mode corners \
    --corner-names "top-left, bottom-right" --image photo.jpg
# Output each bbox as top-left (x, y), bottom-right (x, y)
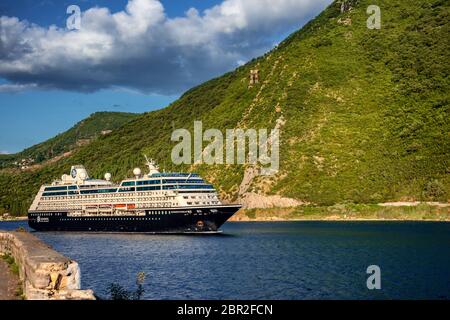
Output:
top-left (118, 186), bottom-right (159, 192)
top-left (122, 179), bottom-right (204, 187)
top-left (187, 201), bottom-right (218, 205)
top-left (33, 211), bottom-right (213, 218)
top-left (137, 180), bottom-right (161, 186)
top-left (81, 188), bottom-right (118, 194)
top-left (178, 190), bottom-right (215, 194)
top-left (39, 198), bottom-right (175, 204)
top-left (183, 195), bottom-right (217, 199)
top-left (151, 173), bottom-right (199, 178)
top-left (44, 185), bottom-right (77, 191)
top-left (40, 192), bottom-right (174, 201)
top-left (42, 191), bottom-right (67, 196)
top-left (42, 185), bottom-right (214, 197)
top-left (45, 179), bottom-right (206, 192)
top-left (163, 185), bottom-right (214, 190)
top-left (60, 217), bottom-right (161, 221)
top-left (162, 179), bottom-right (204, 184)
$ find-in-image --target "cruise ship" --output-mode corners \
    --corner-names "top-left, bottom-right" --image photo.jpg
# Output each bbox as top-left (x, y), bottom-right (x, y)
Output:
top-left (28, 157), bottom-right (241, 233)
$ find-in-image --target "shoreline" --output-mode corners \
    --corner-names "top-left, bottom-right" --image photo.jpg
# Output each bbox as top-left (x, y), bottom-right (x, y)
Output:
top-left (1, 217), bottom-right (449, 224)
top-left (229, 217), bottom-right (450, 222)
top-left (1, 202), bottom-right (448, 223)
top-left (0, 217), bottom-right (28, 222)
top-left (230, 202), bottom-right (450, 222)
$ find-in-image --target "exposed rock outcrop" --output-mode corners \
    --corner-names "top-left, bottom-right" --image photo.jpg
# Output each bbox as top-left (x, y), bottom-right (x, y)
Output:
top-left (240, 192), bottom-right (303, 209)
top-left (340, 0), bottom-right (358, 13)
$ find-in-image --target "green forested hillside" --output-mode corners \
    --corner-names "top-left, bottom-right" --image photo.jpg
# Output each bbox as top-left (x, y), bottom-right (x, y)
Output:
top-left (1, 0), bottom-right (448, 215)
top-left (0, 112), bottom-right (139, 168)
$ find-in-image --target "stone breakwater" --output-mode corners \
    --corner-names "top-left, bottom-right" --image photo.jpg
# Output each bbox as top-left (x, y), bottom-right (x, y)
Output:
top-left (0, 230), bottom-right (95, 300)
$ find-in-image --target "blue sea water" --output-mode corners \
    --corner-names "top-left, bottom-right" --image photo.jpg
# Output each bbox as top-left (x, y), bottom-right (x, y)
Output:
top-left (1, 220), bottom-right (449, 299)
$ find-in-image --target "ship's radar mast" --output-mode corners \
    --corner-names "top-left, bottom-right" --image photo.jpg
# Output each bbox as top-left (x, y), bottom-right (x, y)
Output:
top-left (144, 155), bottom-right (160, 176)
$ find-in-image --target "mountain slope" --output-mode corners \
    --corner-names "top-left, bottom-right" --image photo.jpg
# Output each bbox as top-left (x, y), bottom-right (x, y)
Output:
top-left (0, 112), bottom-right (139, 169)
top-left (1, 0), bottom-right (448, 215)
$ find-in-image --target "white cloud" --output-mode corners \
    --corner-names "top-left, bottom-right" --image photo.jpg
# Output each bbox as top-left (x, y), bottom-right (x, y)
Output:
top-left (0, 0), bottom-right (332, 94)
top-left (0, 83), bottom-right (38, 93)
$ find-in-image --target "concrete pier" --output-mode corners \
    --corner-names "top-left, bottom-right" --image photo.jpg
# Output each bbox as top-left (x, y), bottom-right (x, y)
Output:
top-left (0, 230), bottom-right (95, 300)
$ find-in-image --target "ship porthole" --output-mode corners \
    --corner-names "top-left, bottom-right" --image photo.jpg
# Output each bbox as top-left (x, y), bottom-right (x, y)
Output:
top-left (196, 221), bottom-right (204, 228)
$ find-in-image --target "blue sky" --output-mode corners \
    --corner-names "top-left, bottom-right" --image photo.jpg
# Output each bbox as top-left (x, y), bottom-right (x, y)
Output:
top-left (0, 0), bottom-right (222, 24)
top-left (0, 0), bottom-right (218, 153)
top-left (0, 0), bottom-right (331, 153)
